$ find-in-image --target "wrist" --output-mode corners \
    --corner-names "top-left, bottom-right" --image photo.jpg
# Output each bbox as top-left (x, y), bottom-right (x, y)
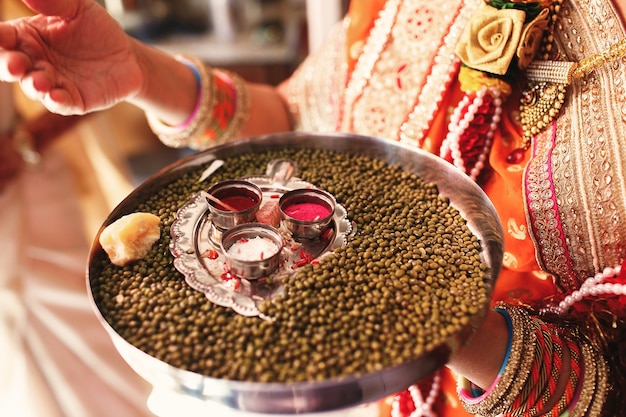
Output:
top-left (129, 42), bottom-right (199, 126)
top-left (145, 54), bottom-right (250, 150)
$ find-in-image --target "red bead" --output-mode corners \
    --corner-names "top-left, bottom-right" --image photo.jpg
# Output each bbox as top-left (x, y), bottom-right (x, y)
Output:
top-left (506, 148), bottom-right (526, 164)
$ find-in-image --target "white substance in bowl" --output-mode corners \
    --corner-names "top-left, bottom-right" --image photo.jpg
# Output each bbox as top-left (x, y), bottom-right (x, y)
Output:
top-left (227, 236), bottom-right (280, 261)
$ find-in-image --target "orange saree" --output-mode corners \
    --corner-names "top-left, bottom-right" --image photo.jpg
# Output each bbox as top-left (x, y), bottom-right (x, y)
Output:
top-left (280, 0), bottom-right (626, 414)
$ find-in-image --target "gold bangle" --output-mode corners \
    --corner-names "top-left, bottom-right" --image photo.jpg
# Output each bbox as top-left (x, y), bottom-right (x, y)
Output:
top-left (568, 341), bottom-right (595, 417)
top-left (490, 305), bottom-right (538, 416)
top-left (569, 340), bottom-right (608, 417)
top-left (146, 54), bottom-right (216, 148)
top-left (214, 68), bottom-right (250, 145)
top-left (459, 303), bottom-right (533, 416)
top-left (588, 349), bottom-right (608, 417)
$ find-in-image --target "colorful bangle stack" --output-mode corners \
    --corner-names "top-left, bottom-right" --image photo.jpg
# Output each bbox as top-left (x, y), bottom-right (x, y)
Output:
top-left (568, 339), bottom-right (608, 417)
top-left (188, 68), bottom-right (250, 149)
top-left (147, 54), bottom-right (250, 150)
top-left (457, 303), bottom-right (610, 417)
top-left (457, 304), bottom-right (537, 416)
top-left (509, 320), bottom-right (555, 416)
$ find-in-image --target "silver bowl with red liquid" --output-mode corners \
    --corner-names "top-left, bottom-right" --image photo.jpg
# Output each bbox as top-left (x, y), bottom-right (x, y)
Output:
top-left (206, 179), bottom-right (263, 230)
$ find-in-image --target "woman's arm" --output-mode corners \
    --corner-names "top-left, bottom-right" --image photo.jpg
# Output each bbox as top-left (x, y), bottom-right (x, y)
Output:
top-left (0, 0), bottom-right (292, 137)
top-left (447, 305), bottom-right (580, 416)
top-left (446, 309), bottom-right (509, 389)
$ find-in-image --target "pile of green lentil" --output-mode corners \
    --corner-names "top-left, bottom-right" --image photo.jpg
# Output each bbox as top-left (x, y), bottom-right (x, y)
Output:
top-left (90, 148), bottom-right (488, 383)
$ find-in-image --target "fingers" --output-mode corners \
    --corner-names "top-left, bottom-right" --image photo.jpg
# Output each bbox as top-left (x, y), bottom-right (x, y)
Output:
top-left (0, 53), bottom-right (75, 116)
top-left (0, 23), bottom-right (18, 50)
top-left (0, 23), bottom-right (31, 82)
top-left (0, 49), bottom-right (72, 114)
top-left (20, 75), bottom-right (83, 116)
top-left (44, 89), bottom-right (85, 115)
top-left (19, 69), bottom-right (54, 99)
top-left (0, 51), bottom-right (31, 82)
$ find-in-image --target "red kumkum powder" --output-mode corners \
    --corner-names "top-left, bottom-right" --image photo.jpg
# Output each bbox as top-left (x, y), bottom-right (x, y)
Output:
top-left (284, 202), bottom-right (331, 221)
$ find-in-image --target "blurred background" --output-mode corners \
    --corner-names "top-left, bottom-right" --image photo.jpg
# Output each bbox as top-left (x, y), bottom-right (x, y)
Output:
top-left (97, 0), bottom-right (310, 84)
top-left (95, 0), bottom-right (350, 83)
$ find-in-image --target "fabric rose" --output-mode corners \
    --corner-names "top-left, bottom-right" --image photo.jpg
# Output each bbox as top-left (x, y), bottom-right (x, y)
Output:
top-left (516, 8), bottom-right (550, 69)
top-left (455, 3), bottom-right (526, 75)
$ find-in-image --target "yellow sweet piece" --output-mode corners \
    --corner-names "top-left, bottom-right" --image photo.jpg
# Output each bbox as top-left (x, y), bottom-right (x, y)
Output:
top-left (99, 212), bottom-right (161, 267)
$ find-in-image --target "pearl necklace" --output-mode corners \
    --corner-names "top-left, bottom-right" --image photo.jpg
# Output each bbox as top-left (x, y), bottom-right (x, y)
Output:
top-left (439, 86), bottom-right (503, 181)
top-left (391, 371), bottom-right (441, 417)
top-left (541, 265), bottom-right (625, 316)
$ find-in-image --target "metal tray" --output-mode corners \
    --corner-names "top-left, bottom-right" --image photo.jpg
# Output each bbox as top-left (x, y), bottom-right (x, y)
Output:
top-left (86, 132), bottom-right (504, 414)
top-left (170, 173), bottom-right (352, 318)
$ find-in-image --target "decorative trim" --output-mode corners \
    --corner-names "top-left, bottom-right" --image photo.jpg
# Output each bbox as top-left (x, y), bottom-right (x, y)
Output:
top-left (400, 0), bottom-right (480, 146)
top-left (523, 121), bottom-right (577, 289)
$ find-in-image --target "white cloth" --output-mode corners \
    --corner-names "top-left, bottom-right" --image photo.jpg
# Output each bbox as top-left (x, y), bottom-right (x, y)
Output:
top-left (0, 147), bottom-right (154, 417)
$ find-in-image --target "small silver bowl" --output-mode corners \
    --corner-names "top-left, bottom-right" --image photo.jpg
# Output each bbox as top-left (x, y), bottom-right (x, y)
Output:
top-left (221, 223), bottom-right (284, 279)
top-left (279, 188), bottom-right (336, 239)
top-left (207, 180), bottom-right (263, 230)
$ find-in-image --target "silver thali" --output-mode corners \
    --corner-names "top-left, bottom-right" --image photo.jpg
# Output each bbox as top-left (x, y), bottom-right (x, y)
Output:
top-left (170, 172), bottom-right (352, 318)
top-left (87, 132), bottom-right (504, 414)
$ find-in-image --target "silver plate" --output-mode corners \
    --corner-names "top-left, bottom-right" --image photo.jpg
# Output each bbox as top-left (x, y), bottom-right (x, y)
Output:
top-left (170, 175), bottom-right (352, 318)
top-left (87, 132), bottom-right (503, 414)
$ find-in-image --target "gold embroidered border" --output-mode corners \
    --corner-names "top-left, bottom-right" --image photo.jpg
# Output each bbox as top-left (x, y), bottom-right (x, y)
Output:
top-left (523, 123), bottom-right (578, 289)
top-left (524, 0), bottom-right (626, 288)
top-left (345, 0), bottom-right (475, 143)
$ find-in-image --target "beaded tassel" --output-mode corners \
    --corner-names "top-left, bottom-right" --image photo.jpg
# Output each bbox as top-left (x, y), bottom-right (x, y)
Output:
top-left (518, 59), bottom-right (571, 150)
top-left (440, 86), bottom-right (502, 181)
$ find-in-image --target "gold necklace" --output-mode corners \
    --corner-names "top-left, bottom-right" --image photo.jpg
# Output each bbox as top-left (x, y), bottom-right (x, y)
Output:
top-left (518, 38), bottom-right (626, 151)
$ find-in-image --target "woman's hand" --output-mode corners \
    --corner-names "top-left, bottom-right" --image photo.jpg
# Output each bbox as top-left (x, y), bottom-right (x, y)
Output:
top-left (0, 1), bottom-right (291, 138)
top-left (0, 0), bottom-right (144, 115)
